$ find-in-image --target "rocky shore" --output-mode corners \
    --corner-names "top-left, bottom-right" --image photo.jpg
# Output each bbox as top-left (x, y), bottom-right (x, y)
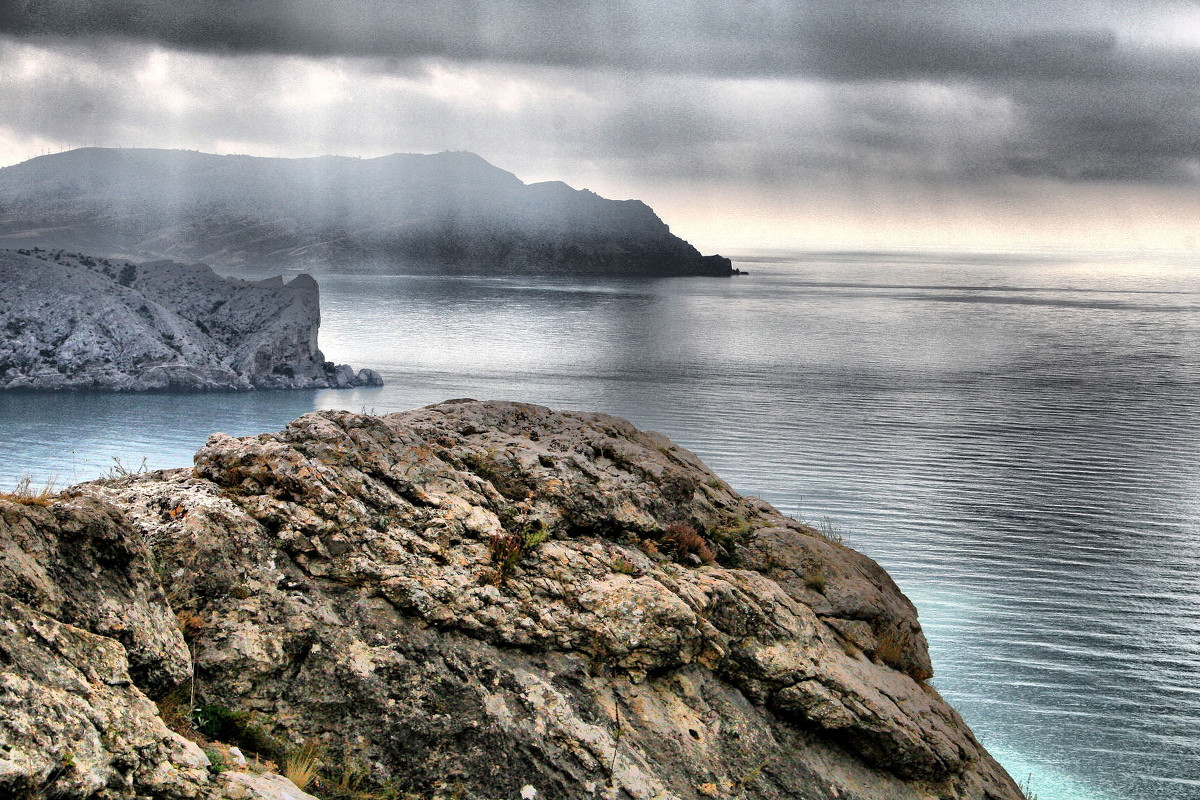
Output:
top-left (0, 248), bottom-right (381, 391)
top-left (0, 401), bottom-right (1023, 800)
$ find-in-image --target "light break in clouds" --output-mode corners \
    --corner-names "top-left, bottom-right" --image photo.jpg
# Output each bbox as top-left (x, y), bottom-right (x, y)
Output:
top-left (2, 1), bottom-right (1199, 252)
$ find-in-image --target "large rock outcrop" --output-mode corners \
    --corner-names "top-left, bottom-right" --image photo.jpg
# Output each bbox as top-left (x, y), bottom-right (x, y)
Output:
top-left (0, 495), bottom-right (318, 800)
top-left (0, 148), bottom-right (736, 278)
top-left (36, 399), bottom-right (1022, 800)
top-left (0, 248), bottom-right (382, 390)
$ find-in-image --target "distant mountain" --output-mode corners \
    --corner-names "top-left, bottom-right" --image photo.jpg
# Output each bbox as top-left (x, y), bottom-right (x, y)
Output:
top-left (0, 148), bottom-right (734, 277)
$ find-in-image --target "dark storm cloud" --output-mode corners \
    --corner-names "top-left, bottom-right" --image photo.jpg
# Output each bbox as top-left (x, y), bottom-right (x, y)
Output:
top-left (0, 0), bottom-right (1180, 80)
top-left (2, 0), bottom-right (1198, 186)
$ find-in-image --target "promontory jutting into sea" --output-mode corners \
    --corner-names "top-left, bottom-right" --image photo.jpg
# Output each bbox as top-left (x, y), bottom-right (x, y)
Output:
top-left (2, 147), bottom-right (1199, 800)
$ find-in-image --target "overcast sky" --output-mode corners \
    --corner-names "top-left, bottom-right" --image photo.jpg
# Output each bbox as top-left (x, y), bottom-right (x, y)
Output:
top-left (2, 1), bottom-right (1198, 252)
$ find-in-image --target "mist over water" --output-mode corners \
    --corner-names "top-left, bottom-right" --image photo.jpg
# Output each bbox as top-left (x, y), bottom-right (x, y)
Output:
top-left (3, 251), bottom-right (1199, 800)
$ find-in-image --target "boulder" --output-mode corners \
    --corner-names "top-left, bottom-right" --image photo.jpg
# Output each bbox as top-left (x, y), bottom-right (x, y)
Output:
top-left (72, 400), bottom-right (1023, 800)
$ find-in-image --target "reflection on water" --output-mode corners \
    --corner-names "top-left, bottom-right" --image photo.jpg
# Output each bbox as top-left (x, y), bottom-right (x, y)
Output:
top-left (3, 250), bottom-right (1199, 800)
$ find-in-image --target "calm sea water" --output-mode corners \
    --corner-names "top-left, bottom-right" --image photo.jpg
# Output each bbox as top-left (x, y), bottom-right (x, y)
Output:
top-left (3, 251), bottom-right (1199, 800)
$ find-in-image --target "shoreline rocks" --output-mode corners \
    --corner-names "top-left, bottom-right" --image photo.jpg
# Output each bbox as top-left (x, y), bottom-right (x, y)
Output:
top-left (0, 248), bottom-right (382, 392)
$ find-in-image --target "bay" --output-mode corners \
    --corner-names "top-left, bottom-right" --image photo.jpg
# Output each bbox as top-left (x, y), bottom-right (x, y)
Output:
top-left (3, 250), bottom-right (1199, 800)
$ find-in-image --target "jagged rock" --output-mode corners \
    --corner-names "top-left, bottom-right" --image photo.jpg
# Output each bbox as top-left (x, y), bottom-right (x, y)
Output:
top-left (0, 495), bottom-right (190, 696)
top-left (0, 496), bottom-right (337, 800)
top-left (73, 400), bottom-right (1022, 800)
top-left (0, 248), bottom-right (382, 391)
top-left (0, 596), bottom-right (213, 799)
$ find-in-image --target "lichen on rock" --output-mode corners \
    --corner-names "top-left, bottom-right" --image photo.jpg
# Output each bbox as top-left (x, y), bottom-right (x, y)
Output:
top-left (3, 400), bottom-right (1023, 799)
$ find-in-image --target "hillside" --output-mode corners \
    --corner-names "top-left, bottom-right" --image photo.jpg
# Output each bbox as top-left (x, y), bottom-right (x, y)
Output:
top-left (0, 148), bottom-right (735, 277)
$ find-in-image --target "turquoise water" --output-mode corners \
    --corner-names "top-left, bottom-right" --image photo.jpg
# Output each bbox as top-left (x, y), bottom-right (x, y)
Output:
top-left (3, 251), bottom-right (1199, 799)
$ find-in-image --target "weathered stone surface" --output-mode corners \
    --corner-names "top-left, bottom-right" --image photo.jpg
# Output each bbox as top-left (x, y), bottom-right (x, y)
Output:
top-left (0, 596), bottom-right (212, 799)
top-left (0, 495), bottom-right (190, 696)
top-left (78, 400), bottom-right (1022, 800)
top-left (0, 495), bottom-right (347, 800)
top-left (0, 248), bottom-right (382, 391)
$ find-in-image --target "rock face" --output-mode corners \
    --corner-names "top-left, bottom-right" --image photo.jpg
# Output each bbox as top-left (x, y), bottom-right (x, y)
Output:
top-left (0, 496), bottom-right (318, 800)
top-left (0, 248), bottom-right (382, 391)
top-left (0, 148), bottom-right (735, 278)
top-left (27, 399), bottom-right (1022, 800)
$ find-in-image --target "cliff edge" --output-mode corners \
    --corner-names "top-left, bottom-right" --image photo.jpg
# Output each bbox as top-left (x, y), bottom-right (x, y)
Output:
top-left (1, 401), bottom-right (1022, 800)
top-left (0, 248), bottom-right (382, 391)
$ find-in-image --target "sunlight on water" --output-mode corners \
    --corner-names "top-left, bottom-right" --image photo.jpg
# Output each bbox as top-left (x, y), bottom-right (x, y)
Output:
top-left (3, 250), bottom-right (1198, 799)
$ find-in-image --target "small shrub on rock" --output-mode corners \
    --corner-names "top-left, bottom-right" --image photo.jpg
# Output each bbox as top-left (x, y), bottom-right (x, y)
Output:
top-left (661, 522), bottom-right (715, 565)
top-left (611, 555), bottom-right (637, 575)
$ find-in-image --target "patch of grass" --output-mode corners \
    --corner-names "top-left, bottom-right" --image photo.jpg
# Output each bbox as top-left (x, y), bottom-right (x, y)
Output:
top-left (204, 748), bottom-right (228, 775)
top-left (489, 517), bottom-right (550, 577)
top-left (1018, 775), bottom-right (1040, 800)
top-left (311, 757), bottom-right (407, 800)
top-left (804, 572), bottom-right (827, 594)
top-left (155, 682), bottom-right (194, 737)
top-left (0, 475), bottom-right (58, 506)
top-left (716, 514), bottom-right (753, 539)
top-left (522, 527), bottom-right (548, 549)
top-left (103, 455), bottom-right (149, 479)
top-left (709, 514), bottom-right (754, 564)
top-left (193, 704), bottom-right (282, 761)
top-left (814, 515), bottom-right (846, 546)
top-left (284, 740), bottom-right (322, 791)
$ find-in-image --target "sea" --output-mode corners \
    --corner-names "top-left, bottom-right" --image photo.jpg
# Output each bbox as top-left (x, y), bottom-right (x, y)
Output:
top-left (3, 250), bottom-right (1198, 800)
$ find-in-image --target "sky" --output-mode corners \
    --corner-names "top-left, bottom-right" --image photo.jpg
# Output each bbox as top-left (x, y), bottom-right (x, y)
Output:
top-left (1, 0), bottom-right (1199, 253)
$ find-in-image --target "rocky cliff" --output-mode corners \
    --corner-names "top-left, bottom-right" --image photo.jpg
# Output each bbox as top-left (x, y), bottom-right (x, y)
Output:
top-left (0, 248), bottom-right (381, 390)
top-left (0, 148), bottom-right (735, 278)
top-left (1, 401), bottom-right (1022, 800)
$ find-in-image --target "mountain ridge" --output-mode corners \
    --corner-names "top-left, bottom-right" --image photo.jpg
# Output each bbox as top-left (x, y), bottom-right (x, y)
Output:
top-left (0, 148), bottom-right (735, 278)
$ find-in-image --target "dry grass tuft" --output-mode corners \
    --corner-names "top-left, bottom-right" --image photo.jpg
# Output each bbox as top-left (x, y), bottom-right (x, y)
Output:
top-left (0, 475), bottom-right (58, 506)
top-left (175, 609), bottom-right (207, 640)
top-left (489, 530), bottom-right (525, 573)
top-left (873, 626), bottom-right (933, 682)
top-left (814, 515), bottom-right (846, 545)
top-left (804, 571), bottom-right (827, 594)
top-left (155, 682), bottom-right (195, 739)
top-left (284, 740), bottom-right (322, 790)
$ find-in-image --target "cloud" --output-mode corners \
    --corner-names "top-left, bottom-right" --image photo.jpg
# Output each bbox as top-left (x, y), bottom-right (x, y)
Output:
top-left (1, 0), bottom-right (1199, 197)
top-left (0, 1), bottom-right (1190, 79)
